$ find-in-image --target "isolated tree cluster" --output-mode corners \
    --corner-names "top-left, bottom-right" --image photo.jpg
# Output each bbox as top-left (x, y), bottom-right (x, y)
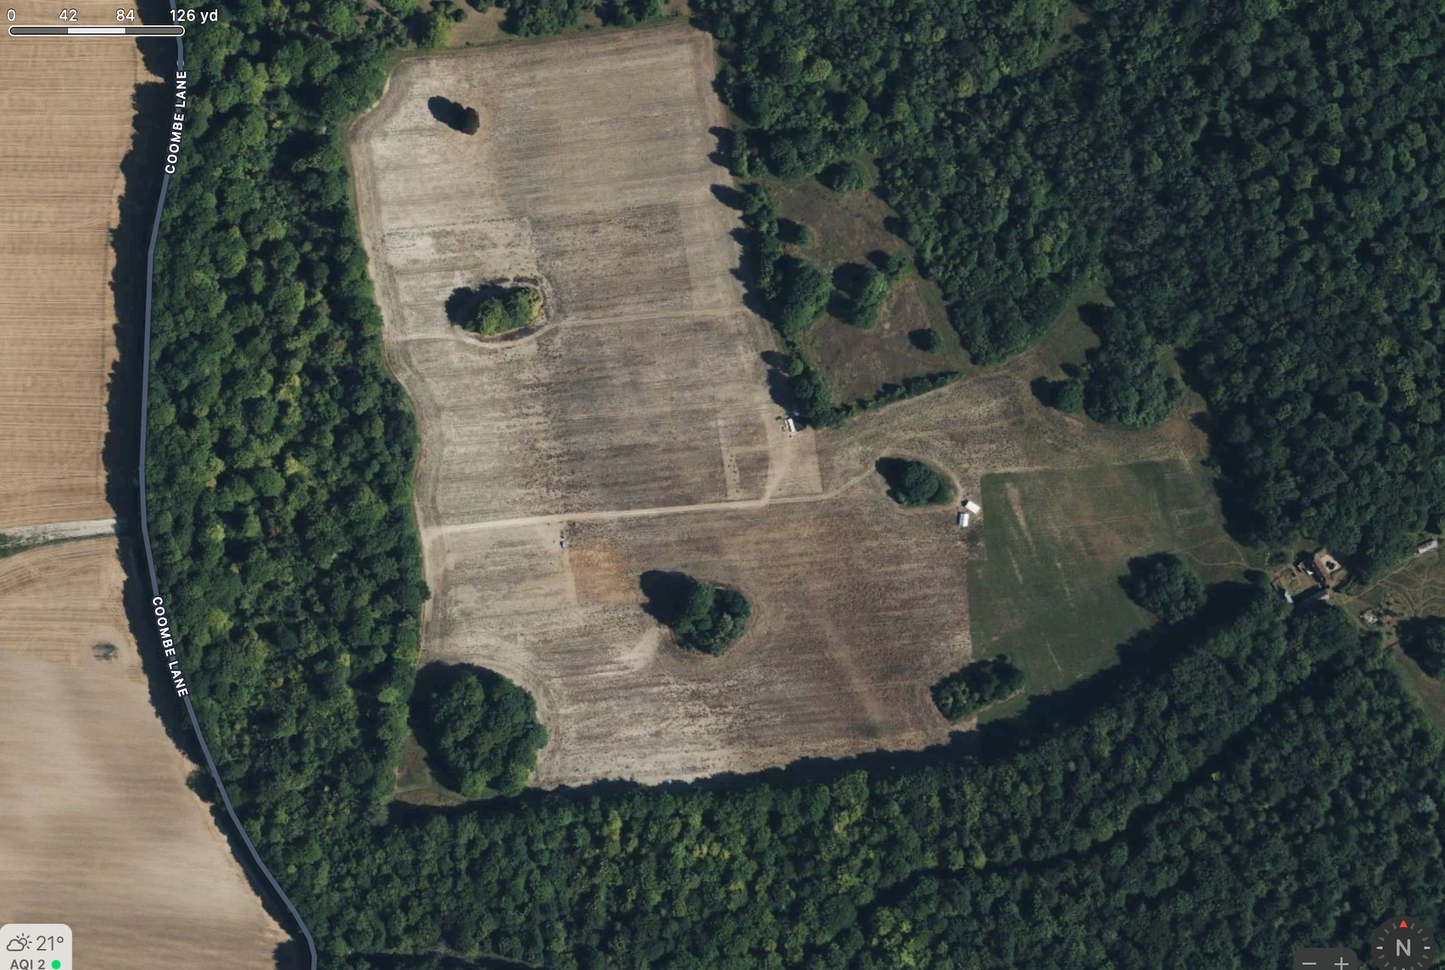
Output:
top-left (931, 654), bottom-right (1026, 721)
top-left (417, 667), bottom-right (548, 797)
top-left (846, 252), bottom-right (914, 330)
top-left (878, 457), bottom-right (953, 507)
top-left (650, 574), bottom-right (752, 656)
top-left (467, 287), bottom-right (541, 337)
top-left (1121, 552), bottom-right (1207, 624)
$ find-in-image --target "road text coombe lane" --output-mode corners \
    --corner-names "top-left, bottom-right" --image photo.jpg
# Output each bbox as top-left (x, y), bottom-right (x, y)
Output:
top-left (150, 597), bottom-right (188, 697)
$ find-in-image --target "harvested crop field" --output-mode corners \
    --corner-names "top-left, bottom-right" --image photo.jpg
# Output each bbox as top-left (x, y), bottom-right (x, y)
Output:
top-left (351, 25), bottom-right (787, 524)
top-left (355, 26), bottom-right (1222, 788)
top-left (0, 0), bottom-right (150, 530)
top-left (0, 539), bottom-right (286, 968)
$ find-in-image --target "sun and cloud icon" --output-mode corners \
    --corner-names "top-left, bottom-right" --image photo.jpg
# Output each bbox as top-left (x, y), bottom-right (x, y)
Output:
top-left (5, 933), bottom-right (32, 951)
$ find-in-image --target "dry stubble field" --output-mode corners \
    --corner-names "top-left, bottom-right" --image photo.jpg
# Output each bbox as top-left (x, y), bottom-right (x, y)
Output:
top-left (0, 540), bottom-right (286, 967)
top-left (0, 2), bottom-right (143, 531)
top-left (353, 26), bottom-right (1209, 788)
top-left (0, 15), bottom-right (284, 965)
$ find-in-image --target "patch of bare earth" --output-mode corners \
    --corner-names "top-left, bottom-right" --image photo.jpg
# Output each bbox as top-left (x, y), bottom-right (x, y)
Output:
top-left (0, 540), bottom-right (286, 967)
top-left (352, 25), bottom-right (1208, 789)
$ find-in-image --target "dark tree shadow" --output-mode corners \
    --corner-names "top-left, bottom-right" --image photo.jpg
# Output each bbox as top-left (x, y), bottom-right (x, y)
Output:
top-left (639, 570), bottom-right (696, 627)
top-left (729, 228), bottom-right (770, 317)
top-left (777, 218), bottom-right (808, 245)
top-left (882, 215), bottom-right (908, 238)
top-left (427, 95), bottom-right (475, 132)
top-left (710, 183), bottom-right (747, 210)
top-left (708, 125), bottom-right (734, 169)
top-left (445, 286), bottom-right (483, 325)
top-left (760, 351), bottom-right (801, 413)
top-left (445, 281), bottom-right (530, 327)
top-left (831, 261), bottom-right (870, 298)
top-left (1031, 375), bottom-right (1073, 407)
top-left (908, 328), bottom-right (940, 352)
top-left (874, 457), bottom-right (914, 503)
top-left (866, 249), bottom-right (893, 270)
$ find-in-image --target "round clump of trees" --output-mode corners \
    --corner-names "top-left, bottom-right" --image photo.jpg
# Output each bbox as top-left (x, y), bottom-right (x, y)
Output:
top-left (1120, 552), bottom-right (1206, 623)
top-left (931, 655), bottom-right (1026, 721)
top-left (876, 457), bottom-right (954, 507)
top-left (641, 571), bottom-right (751, 656)
top-left (821, 159), bottom-right (868, 193)
top-left (414, 665), bottom-right (548, 797)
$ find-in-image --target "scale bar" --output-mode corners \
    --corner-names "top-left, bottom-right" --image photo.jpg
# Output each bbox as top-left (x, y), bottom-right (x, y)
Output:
top-left (9, 24), bottom-right (185, 35)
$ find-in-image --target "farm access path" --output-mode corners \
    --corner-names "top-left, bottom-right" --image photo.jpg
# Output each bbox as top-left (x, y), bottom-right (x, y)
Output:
top-left (132, 12), bottom-right (319, 970)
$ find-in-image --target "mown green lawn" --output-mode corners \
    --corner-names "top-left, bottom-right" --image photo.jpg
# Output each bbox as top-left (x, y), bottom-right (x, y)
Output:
top-left (966, 459), bottom-right (1246, 713)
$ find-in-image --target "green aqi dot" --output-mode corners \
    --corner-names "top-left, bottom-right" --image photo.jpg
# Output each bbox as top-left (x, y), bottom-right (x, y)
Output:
top-left (51, 960), bottom-right (61, 969)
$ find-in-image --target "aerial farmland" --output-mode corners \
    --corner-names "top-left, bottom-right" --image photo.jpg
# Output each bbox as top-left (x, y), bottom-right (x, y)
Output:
top-left (0, 7), bottom-right (285, 963)
top-left (352, 23), bottom-right (1212, 788)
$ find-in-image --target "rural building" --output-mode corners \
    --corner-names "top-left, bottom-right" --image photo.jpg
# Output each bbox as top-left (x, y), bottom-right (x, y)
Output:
top-left (963, 499), bottom-right (982, 514)
top-left (784, 417), bottom-right (798, 436)
top-left (958, 512), bottom-right (971, 528)
top-left (1313, 550), bottom-right (1341, 584)
top-left (1419, 538), bottom-right (1440, 556)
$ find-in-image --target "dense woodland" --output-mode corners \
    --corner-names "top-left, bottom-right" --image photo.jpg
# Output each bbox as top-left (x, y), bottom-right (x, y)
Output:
top-left (693, 0), bottom-right (1445, 579)
top-left (143, 0), bottom-right (1445, 966)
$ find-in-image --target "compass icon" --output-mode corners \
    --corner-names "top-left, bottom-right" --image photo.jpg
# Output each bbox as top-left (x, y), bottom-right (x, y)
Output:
top-left (1372, 918), bottom-right (1435, 970)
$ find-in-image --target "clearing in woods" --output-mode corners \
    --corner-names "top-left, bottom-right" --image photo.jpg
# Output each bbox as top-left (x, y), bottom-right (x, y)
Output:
top-left (966, 461), bottom-right (1246, 711)
top-left (0, 540), bottom-right (287, 968)
top-left (352, 24), bottom-right (1226, 788)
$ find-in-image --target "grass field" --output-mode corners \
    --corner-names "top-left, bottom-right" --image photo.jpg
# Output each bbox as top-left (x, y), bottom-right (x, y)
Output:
top-left (768, 174), bottom-right (963, 402)
top-left (967, 460), bottom-right (1246, 705)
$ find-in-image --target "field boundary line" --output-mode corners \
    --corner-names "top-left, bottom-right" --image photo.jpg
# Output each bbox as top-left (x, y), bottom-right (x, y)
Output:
top-left (134, 16), bottom-right (319, 970)
top-left (425, 464), bottom-right (878, 539)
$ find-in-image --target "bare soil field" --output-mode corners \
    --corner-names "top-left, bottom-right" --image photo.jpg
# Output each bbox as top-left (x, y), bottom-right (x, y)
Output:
top-left (0, 539), bottom-right (286, 968)
top-left (352, 25), bottom-right (788, 525)
top-left (355, 26), bottom-right (1217, 788)
top-left (0, 0), bottom-right (149, 530)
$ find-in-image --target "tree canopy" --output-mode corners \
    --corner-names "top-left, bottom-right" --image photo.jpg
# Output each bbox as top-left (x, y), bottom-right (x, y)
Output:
top-left (1400, 617), bottom-right (1445, 678)
top-left (878, 457), bottom-right (954, 507)
top-left (643, 571), bottom-right (752, 656)
top-left (931, 655), bottom-right (1026, 720)
top-left (695, 0), bottom-right (1445, 578)
top-left (1120, 553), bottom-right (1208, 624)
top-left (145, 0), bottom-right (1445, 965)
top-left (415, 666), bottom-right (548, 797)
